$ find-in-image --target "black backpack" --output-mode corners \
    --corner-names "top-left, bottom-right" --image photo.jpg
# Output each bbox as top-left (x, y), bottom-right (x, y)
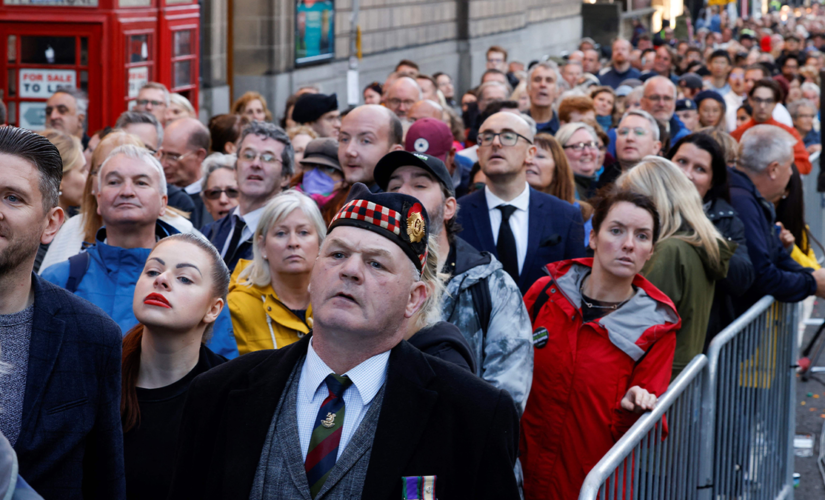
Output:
top-left (65, 251), bottom-right (91, 293)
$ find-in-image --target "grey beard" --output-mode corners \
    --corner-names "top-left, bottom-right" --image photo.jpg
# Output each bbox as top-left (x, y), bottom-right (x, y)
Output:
top-left (429, 203), bottom-right (445, 240)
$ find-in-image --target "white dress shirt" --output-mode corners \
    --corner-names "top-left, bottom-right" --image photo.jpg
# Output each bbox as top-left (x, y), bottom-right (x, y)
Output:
top-left (183, 179), bottom-right (202, 195)
top-left (485, 183), bottom-right (530, 274)
top-left (219, 205), bottom-right (266, 257)
top-left (297, 338), bottom-right (390, 461)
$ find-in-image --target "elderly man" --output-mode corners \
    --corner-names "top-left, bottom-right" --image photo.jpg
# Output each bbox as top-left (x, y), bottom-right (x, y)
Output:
top-left (167, 184), bottom-right (521, 500)
top-left (732, 78), bottom-right (812, 175)
top-left (525, 62), bottom-right (561, 135)
top-left (0, 127), bottom-right (124, 499)
top-left (642, 45), bottom-right (679, 84)
top-left (45, 87), bottom-right (89, 147)
top-left (374, 150), bottom-right (533, 414)
top-left (477, 81), bottom-right (510, 115)
top-left (292, 93), bottom-right (341, 139)
top-left (408, 99), bottom-right (445, 122)
top-left (457, 112), bottom-right (585, 294)
top-left (385, 77), bottom-right (422, 120)
top-left (338, 105), bottom-right (403, 194)
top-left (201, 121), bottom-right (294, 271)
top-left (561, 61), bottom-right (583, 89)
top-left (42, 144), bottom-right (177, 334)
top-left (134, 82), bottom-right (170, 126)
top-left (159, 117), bottom-right (212, 228)
top-left (599, 109), bottom-right (662, 190)
top-left (114, 111), bottom-right (196, 216)
top-left (640, 75), bottom-right (689, 145)
top-left (599, 39), bottom-right (641, 89)
top-left (730, 125), bottom-right (825, 313)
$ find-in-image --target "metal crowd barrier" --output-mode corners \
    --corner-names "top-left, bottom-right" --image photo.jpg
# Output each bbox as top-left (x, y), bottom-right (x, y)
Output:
top-left (803, 151), bottom-right (823, 263)
top-left (578, 297), bottom-right (797, 500)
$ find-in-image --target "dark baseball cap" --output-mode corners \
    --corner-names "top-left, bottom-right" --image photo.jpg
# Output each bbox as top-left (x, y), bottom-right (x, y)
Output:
top-left (374, 150), bottom-right (455, 197)
top-left (300, 138), bottom-right (341, 171)
top-left (404, 118), bottom-right (454, 162)
top-left (679, 73), bottom-right (704, 90)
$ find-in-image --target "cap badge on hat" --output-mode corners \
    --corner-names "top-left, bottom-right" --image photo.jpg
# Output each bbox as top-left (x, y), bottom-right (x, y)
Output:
top-left (407, 203), bottom-right (426, 244)
top-left (414, 139), bottom-right (429, 153)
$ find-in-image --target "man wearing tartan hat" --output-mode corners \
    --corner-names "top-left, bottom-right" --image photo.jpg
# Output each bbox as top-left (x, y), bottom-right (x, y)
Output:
top-left (168, 184), bottom-right (521, 500)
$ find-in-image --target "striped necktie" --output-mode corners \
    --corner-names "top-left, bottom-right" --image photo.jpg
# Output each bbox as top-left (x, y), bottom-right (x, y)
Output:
top-left (305, 374), bottom-right (354, 498)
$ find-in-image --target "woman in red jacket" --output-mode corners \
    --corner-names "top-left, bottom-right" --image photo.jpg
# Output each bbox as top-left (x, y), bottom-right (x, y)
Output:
top-left (521, 188), bottom-right (681, 500)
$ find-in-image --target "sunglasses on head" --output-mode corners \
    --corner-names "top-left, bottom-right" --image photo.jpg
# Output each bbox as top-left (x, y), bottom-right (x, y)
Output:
top-left (203, 187), bottom-right (240, 200)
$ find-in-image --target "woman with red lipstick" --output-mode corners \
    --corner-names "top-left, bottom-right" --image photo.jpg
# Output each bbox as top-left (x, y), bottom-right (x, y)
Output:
top-left (521, 189), bottom-right (681, 500)
top-left (121, 233), bottom-right (231, 500)
top-left (228, 190), bottom-right (326, 355)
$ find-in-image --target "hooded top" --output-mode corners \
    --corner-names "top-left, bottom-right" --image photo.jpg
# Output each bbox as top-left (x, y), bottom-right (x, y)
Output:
top-left (642, 234), bottom-right (733, 378)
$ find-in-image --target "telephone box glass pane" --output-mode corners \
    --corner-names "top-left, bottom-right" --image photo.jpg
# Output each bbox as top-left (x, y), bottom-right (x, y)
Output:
top-left (129, 35), bottom-right (150, 63)
top-left (173, 31), bottom-right (191, 57)
top-left (80, 70), bottom-right (89, 92)
top-left (7, 36), bottom-right (16, 63)
top-left (174, 60), bottom-right (191, 88)
top-left (8, 102), bottom-right (15, 125)
top-left (80, 37), bottom-right (88, 66)
top-left (20, 37), bottom-right (76, 65)
top-left (7, 70), bottom-right (15, 96)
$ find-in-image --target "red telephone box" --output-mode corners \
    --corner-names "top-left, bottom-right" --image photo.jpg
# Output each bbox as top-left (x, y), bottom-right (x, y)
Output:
top-left (0, 0), bottom-right (199, 133)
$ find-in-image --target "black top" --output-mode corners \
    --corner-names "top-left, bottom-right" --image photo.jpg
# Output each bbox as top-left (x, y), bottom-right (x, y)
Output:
top-left (124, 345), bottom-right (226, 500)
top-left (290, 309), bottom-right (307, 324)
top-left (407, 321), bottom-right (477, 373)
top-left (580, 291), bottom-right (627, 323)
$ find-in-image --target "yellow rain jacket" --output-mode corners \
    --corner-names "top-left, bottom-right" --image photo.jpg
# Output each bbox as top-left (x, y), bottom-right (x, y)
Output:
top-left (228, 259), bottom-right (312, 355)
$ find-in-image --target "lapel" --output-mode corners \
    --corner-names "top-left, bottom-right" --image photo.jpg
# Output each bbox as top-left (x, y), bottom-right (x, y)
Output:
top-left (18, 275), bottom-right (66, 446)
top-left (361, 342), bottom-right (438, 499)
top-left (222, 335), bottom-right (312, 500)
top-left (519, 188), bottom-right (545, 291)
top-left (209, 214), bottom-right (233, 247)
top-left (467, 191), bottom-right (496, 254)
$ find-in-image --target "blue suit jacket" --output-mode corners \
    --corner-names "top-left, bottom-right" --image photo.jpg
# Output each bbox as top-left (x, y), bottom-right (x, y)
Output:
top-left (14, 274), bottom-right (125, 499)
top-left (201, 214), bottom-right (253, 273)
top-left (456, 188), bottom-right (586, 294)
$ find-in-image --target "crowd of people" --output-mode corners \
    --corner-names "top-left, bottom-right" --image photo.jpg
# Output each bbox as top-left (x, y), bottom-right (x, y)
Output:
top-left (2, 4), bottom-right (825, 499)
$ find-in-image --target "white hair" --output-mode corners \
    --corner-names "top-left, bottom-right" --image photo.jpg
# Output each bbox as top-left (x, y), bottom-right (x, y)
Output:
top-left (738, 125), bottom-right (796, 174)
top-left (97, 144), bottom-right (167, 195)
top-left (619, 109), bottom-right (660, 141)
top-left (200, 153), bottom-right (237, 191)
top-left (801, 82), bottom-right (820, 96)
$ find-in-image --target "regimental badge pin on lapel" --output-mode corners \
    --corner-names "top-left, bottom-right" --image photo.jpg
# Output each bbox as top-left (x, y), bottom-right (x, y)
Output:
top-left (320, 412), bottom-right (336, 428)
top-left (401, 475), bottom-right (436, 500)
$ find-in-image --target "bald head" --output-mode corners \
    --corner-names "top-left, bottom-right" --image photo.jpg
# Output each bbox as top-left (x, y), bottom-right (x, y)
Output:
top-left (641, 75), bottom-right (676, 121)
top-left (386, 77), bottom-right (423, 119)
top-left (160, 117), bottom-right (210, 186)
top-left (477, 112), bottom-right (536, 185)
top-left (480, 111), bottom-right (533, 141)
top-left (339, 104), bottom-right (403, 184)
top-left (408, 100), bottom-right (445, 122)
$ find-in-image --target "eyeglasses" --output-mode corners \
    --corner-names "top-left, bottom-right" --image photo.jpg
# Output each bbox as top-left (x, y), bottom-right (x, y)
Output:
top-left (617, 127), bottom-right (651, 137)
top-left (478, 131), bottom-right (533, 147)
top-left (644, 95), bottom-right (674, 103)
top-left (563, 141), bottom-right (599, 152)
top-left (750, 97), bottom-right (776, 106)
top-left (136, 99), bottom-right (165, 108)
top-left (159, 150), bottom-right (192, 163)
top-left (240, 148), bottom-right (282, 165)
top-left (387, 98), bottom-right (417, 108)
top-left (203, 187), bottom-right (240, 200)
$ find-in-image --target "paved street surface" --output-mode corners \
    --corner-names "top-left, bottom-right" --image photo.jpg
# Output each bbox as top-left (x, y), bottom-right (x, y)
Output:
top-left (795, 299), bottom-right (825, 499)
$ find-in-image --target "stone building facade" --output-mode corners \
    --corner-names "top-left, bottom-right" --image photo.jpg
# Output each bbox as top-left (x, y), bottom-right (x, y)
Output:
top-left (200, 0), bottom-right (582, 121)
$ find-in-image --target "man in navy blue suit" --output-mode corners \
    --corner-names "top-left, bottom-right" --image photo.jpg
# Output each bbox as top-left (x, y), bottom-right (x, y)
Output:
top-left (201, 121), bottom-right (295, 272)
top-left (0, 126), bottom-right (124, 499)
top-left (456, 112), bottom-right (585, 294)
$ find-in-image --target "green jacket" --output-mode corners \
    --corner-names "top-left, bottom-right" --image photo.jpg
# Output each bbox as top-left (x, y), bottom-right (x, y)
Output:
top-left (642, 236), bottom-right (733, 378)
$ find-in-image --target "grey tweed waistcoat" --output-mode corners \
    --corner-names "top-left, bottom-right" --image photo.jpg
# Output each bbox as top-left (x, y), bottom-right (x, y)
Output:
top-left (249, 359), bottom-right (386, 500)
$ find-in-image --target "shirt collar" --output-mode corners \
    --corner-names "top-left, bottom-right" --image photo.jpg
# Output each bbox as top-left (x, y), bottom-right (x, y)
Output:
top-left (485, 182), bottom-right (530, 212)
top-left (233, 205), bottom-right (267, 235)
top-left (302, 337), bottom-right (390, 406)
top-left (184, 180), bottom-right (202, 195)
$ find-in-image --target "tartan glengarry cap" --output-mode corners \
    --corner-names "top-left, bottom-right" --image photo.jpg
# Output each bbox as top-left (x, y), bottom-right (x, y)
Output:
top-left (329, 183), bottom-right (430, 271)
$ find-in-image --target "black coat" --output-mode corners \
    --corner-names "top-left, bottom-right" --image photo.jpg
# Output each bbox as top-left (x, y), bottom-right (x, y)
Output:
top-left (705, 198), bottom-right (755, 346)
top-left (167, 335), bottom-right (519, 500)
top-left (407, 321), bottom-right (477, 373)
top-left (15, 274), bottom-right (125, 499)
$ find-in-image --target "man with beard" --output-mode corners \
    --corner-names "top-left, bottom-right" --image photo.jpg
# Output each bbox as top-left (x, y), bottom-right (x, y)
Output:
top-left (599, 39), bottom-right (641, 89)
top-left (0, 126), bottom-right (124, 499)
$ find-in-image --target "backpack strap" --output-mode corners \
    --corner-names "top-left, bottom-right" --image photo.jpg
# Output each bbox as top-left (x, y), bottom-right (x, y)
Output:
top-left (66, 252), bottom-right (91, 293)
top-left (469, 278), bottom-right (492, 340)
top-left (529, 279), bottom-right (557, 323)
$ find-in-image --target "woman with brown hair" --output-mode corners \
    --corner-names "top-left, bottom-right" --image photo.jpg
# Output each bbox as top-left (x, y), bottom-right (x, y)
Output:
top-left (231, 91), bottom-right (273, 123)
top-left (526, 133), bottom-right (593, 244)
top-left (121, 233), bottom-right (230, 500)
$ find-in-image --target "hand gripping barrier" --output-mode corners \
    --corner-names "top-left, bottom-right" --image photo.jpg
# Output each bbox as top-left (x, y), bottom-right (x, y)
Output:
top-left (579, 297), bottom-right (797, 500)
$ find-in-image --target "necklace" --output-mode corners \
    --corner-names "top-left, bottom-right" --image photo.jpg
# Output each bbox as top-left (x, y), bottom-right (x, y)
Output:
top-left (580, 277), bottom-right (631, 310)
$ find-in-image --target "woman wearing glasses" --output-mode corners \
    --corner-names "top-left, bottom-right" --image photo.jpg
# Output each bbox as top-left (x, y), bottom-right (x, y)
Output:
top-left (200, 153), bottom-right (239, 223)
top-left (555, 122), bottom-right (601, 200)
top-left (228, 191), bottom-right (325, 355)
top-left (617, 157), bottom-right (733, 379)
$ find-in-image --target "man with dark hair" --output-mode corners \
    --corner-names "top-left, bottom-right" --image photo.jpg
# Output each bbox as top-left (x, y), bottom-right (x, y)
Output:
top-left (202, 121), bottom-right (295, 271)
top-left (338, 105), bottom-right (403, 193)
top-left (708, 49), bottom-right (733, 95)
top-left (159, 117), bottom-right (213, 228)
top-left (168, 184), bottom-right (520, 500)
top-left (46, 87), bottom-right (89, 148)
top-left (743, 64), bottom-right (794, 127)
top-left (394, 59), bottom-right (419, 77)
top-left (0, 126), bottom-right (124, 499)
top-left (292, 93), bottom-right (341, 139)
top-left (486, 45), bottom-right (508, 73)
top-left (732, 78), bottom-right (812, 175)
top-left (374, 150), bottom-right (533, 414)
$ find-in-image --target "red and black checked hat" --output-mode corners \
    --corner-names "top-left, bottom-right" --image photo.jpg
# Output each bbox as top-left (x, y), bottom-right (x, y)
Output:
top-left (329, 183), bottom-right (430, 271)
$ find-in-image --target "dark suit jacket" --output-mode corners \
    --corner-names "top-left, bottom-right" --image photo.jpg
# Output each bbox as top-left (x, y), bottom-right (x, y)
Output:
top-left (167, 335), bottom-right (520, 500)
top-left (201, 213), bottom-right (252, 272)
top-left (167, 185), bottom-right (196, 215)
top-left (456, 187), bottom-right (586, 294)
top-left (14, 274), bottom-right (125, 500)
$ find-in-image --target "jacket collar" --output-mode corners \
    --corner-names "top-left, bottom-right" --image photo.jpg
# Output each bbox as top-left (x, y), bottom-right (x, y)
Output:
top-left (95, 218), bottom-right (180, 244)
top-left (448, 237), bottom-right (492, 276)
top-left (728, 167), bottom-right (777, 222)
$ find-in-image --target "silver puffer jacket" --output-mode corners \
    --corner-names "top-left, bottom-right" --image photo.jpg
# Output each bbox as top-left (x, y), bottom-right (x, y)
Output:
top-left (441, 237), bottom-right (534, 414)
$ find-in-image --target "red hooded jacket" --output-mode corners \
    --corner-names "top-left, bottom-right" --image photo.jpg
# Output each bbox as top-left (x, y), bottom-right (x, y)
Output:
top-left (520, 259), bottom-right (680, 500)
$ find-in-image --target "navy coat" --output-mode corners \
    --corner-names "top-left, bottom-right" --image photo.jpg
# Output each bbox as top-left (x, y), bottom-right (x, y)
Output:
top-left (201, 213), bottom-right (253, 273)
top-left (14, 274), bottom-right (125, 499)
top-left (456, 187), bottom-right (586, 294)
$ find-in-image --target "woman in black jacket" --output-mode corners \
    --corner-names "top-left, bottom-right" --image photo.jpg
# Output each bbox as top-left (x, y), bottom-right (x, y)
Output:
top-left (668, 133), bottom-right (755, 344)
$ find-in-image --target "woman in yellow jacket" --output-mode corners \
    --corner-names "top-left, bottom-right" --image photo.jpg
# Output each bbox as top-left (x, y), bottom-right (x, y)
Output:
top-left (228, 190), bottom-right (327, 354)
top-left (776, 167), bottom-right (821, 271)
